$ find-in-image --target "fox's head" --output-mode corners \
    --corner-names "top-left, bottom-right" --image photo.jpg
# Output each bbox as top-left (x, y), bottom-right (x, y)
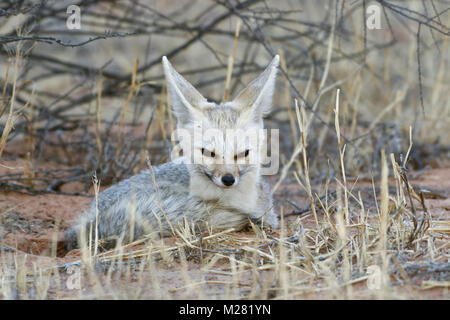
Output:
top-left (162, 55), bottom-right (279, 195)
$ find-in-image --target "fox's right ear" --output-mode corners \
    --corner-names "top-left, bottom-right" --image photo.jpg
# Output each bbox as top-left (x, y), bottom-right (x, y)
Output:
top-left (230, 55), bottom-right (279, 121)
top-left (162, 56), bottom-right (213, 125)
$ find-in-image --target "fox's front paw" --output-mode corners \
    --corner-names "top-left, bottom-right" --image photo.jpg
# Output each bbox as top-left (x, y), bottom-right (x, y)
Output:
top-left (264, 210), bottom-right (279, 229)
top-left (250, 210), bottom-right (279, 229)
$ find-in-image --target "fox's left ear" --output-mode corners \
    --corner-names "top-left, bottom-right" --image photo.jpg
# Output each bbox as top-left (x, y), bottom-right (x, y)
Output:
top-left (230, 55), bottom-right (279, 120)
top-left (162, 56), bottom-right (213, 126)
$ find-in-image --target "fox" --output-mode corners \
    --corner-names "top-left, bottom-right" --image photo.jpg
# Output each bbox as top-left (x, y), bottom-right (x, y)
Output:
top-left (65, 55), bottom-right (280, 251)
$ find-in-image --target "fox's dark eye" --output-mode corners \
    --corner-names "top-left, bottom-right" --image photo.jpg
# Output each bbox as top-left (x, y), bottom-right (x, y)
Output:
top-left (201, 148), bottom-right (215, 158)
top-left (234, 149), bottom-right (250, 161)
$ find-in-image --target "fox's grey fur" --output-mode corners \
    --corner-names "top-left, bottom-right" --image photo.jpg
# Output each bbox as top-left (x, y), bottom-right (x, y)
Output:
top-left (65, 55), bottom-right (280, 251)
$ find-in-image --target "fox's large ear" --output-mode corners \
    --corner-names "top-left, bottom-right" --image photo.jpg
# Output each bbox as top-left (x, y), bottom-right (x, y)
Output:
top-left (162, 56), bottom-right (212, 124)
top-left (231, 55), bottom-right (279, 120)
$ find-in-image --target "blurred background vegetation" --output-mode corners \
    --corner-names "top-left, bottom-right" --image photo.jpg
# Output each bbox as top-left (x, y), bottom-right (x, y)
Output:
top-left (0, 0), bottom-right (449, 192)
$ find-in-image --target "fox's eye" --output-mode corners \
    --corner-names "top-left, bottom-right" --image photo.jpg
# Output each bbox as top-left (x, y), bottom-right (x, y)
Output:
top-left (234, 149), bottom-right (250, 161)
top-left (201, 148), bottom-right (215, 158)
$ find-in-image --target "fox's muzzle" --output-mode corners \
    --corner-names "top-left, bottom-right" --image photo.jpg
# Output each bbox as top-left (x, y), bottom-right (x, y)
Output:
top-left (221, 174), bottom-right (235, 186)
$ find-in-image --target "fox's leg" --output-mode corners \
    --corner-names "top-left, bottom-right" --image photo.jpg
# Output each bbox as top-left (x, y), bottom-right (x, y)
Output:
top-left (207, 208), bottom-right (250, 231)
top-left (208, 208), bottom-right (278, 231)
top-left (249, 209), bottom-right (279, 229)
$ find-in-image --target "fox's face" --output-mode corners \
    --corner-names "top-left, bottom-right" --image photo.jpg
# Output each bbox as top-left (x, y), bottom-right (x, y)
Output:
top-left (162, 55), bottom-right (279, 191)
top-left (185, 108), bottom-right (263, 188)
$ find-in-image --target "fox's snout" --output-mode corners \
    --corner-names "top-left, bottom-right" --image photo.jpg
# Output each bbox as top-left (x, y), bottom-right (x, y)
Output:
top-left (221, 174), bottom-right (235, 187)
top-left (200, 166), bottom-right (242, 188)
top-left (209, 170), bottom-right (240, 188)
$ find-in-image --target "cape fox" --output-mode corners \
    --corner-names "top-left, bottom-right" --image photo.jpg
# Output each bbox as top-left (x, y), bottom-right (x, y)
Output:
top-left (65, 55), bottom-right (280, 250)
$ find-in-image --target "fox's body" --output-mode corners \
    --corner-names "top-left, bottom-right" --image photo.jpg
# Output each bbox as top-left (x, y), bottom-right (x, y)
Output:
top-left (65, 161), bottom-right (276, 250)
top-left (65, 55), bottom-right (280, 250)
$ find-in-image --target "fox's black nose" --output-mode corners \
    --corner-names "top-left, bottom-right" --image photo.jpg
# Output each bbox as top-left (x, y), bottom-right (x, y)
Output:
top-left (221, 175), bottom-right (235, 186)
